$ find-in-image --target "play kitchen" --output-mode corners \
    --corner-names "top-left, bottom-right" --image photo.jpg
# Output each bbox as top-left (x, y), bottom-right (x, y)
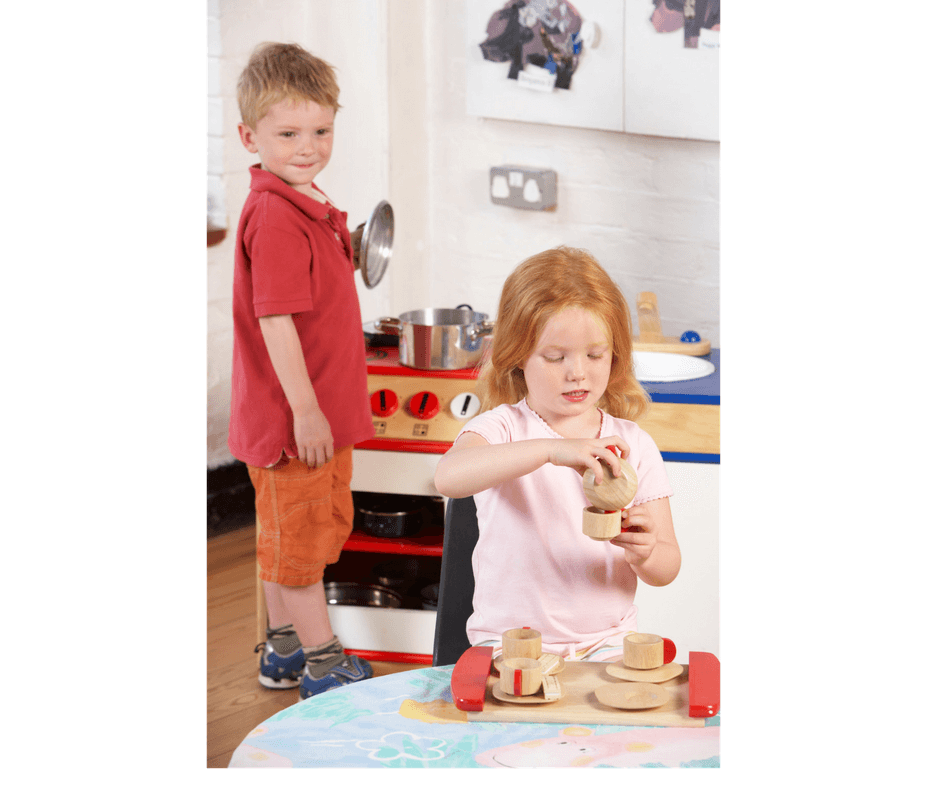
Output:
top-left (314, 279), bottom-right (720, 667)
top-left (326, 314), bottom-right (488, 664)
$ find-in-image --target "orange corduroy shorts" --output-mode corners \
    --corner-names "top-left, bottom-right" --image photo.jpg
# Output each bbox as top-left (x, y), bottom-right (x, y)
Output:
top-left (247, 446), bottom-right (354, 587)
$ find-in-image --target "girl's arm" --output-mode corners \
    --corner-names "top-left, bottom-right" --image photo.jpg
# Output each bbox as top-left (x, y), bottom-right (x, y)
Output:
top-left (434, 431), bottom-right (631, 499)
top-left (610, 497), bottom-right (681, 586)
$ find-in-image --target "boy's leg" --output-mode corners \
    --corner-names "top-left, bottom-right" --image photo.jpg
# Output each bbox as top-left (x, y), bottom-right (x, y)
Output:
top-left (249, 457), bottom-right (341, 689)
top-left (249, 448), bottom-right (372, 696)
top-left (253, 621), bottom-right (305, 689)
top-left (256, 579), bottom-right (338, 690)
top-left (263, 579), bottom-right (334, 647)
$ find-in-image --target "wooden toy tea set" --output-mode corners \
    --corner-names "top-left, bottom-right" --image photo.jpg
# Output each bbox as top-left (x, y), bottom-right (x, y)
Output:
top-left (451, 628), bottom-right (720, 727)
top-left (596, 633), bottom-right (683, 710)
top-left (581, 446), bottom-right (637, 540)
top-left (492, 629), bottom-right (681, 709)
top-left (491, 628), bottom-right (564, 704)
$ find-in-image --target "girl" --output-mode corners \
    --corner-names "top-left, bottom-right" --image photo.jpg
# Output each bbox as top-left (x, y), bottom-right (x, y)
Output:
top-left (434, 247), bottom-right (680, 662)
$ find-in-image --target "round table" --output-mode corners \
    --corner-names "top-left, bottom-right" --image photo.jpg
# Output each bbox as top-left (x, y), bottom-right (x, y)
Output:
top-left (229, 664), bottom-right (719, 768)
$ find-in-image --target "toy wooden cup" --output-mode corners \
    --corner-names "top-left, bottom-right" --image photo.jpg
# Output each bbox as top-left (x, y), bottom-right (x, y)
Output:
top-left (498, 657), bottom-right (542, 696)
top-left (623, 633), bottom-right (665, 669)
top-left (502, 627), bottom-right (542, 660)
top-left (581, 449), bottom-right (638, 512)
top-left (582, 506), bottom-right (622, 541)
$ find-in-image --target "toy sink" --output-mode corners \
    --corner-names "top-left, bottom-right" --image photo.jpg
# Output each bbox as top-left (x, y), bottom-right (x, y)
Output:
top-left (632, 351), bottom-right (715, 383)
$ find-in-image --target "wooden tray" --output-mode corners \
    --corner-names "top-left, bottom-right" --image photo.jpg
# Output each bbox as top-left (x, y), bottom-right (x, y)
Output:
top-left (466, 660), bottom-right (704, 728)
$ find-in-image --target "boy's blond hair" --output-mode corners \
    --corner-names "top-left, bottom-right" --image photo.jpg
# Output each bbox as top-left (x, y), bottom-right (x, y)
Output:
top-left (237, 42), bottom-right (341, 129)
top-left (476, 246), bottom-right (650, 422)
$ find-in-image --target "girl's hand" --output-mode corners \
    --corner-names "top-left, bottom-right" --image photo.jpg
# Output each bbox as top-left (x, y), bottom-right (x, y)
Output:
top-left (609, 498), bottom-right (681, 586)
top-left (610, 503), bottom-right (657, 565)
top-left (546, 437), bottom-right (631, 484)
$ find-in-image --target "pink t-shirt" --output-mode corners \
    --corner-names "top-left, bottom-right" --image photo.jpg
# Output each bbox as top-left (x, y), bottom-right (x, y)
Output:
top-left (460, 399), bottom-right (673, 654)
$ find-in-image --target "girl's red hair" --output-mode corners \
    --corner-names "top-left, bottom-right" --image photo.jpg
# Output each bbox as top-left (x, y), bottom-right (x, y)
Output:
top-left (477, 246), bottom-right (649, 421)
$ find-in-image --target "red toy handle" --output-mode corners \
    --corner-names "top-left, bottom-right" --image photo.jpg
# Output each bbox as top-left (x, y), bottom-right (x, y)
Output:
top-left (663, 637), bottom-right (677, 664)
top-left (688, 651), bottom-right (720, 717)
top-left (451, 646), bottom-right (494, 712)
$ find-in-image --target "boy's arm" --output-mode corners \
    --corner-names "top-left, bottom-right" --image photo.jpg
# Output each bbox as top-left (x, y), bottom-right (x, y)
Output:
top-left (258, 314), bottom-right (334, 467)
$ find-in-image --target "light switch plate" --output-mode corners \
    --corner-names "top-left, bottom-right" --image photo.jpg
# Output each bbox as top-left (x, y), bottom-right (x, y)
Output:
top-left (489, 166), bottom-right (557, 210)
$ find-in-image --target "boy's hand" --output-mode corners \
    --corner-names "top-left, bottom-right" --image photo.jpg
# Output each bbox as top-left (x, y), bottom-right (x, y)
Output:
top-left (294, 407), bottom-right (334, 468)
top-left (350, 223), bottom-right (365, 270)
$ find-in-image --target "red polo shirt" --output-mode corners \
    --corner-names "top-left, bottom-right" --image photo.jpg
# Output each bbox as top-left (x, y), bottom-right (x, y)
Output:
top-left (228, 165), bottom-right (374, 467)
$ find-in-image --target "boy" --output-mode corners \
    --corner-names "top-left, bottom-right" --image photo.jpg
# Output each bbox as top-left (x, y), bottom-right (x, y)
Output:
top-left (229, 42), bottom-right (374, 699)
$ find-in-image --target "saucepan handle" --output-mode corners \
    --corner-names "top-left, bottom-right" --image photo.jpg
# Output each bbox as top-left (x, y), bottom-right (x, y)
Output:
top-left (375, 317), bottom-right (402, 336)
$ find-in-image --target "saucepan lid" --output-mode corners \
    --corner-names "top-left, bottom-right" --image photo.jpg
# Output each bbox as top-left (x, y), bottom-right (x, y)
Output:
top-left (359, 200), bottom-right (393, 289)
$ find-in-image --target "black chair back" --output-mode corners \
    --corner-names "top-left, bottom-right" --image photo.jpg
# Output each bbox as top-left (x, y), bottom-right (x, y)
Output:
top-left (431, 496), bottom-right (479, 666)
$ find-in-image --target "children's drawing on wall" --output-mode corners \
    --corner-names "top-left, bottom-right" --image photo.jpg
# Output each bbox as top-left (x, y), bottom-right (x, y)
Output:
top-left (479, 0), bottom-right (597, 91)
top-left (467, 0), bottom-right (717, 138)
top-left (650, 0), bottom-right (720, 49)
top-left (466, 0), bottom-right (625, 132)
top-left (621, 0), bottom-right (718, 140)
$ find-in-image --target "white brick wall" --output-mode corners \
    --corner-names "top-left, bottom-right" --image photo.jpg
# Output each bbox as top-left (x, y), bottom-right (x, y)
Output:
top-left (207, 0), bottom-right (226, 231)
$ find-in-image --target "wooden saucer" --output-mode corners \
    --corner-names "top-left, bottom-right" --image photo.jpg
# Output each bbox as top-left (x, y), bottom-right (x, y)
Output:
top-left (594, 682), bottom-right (670, 710)
top-left (605, 661), bottom-right (683, 683)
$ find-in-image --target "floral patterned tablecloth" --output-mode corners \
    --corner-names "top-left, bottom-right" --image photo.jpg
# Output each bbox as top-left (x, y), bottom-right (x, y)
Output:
top-left (229, 665), bottom-right (719, 768)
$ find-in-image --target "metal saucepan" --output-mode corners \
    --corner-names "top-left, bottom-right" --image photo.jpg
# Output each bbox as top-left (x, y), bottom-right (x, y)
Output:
top-left (357, 493), bottom-right (425, 538)
top-left (354, 200), bottom-right (393, 289)
top-left (324, 581), bottom-right (403, 608)
top-left (376, 304), bottom-right (495, 370)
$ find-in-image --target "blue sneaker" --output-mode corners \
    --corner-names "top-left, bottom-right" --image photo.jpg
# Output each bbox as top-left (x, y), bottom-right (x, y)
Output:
top-left (254, 624), bottom-right (305, 689)
top-left (299, 653), bottom-right (373, 699)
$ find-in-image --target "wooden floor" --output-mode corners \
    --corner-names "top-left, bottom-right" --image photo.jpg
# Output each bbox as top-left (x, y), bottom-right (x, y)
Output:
top-left (206, 525), bottom-right (421, 768)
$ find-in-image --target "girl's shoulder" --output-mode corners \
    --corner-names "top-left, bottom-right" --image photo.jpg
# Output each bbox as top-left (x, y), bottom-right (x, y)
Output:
top-left (461, 400), bottom-right (533, 442)
top-left (466, 400), bottom-right (524, 428)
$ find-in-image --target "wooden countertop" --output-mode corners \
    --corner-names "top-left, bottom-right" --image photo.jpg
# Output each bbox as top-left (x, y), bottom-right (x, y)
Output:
top-left (638, 350), bottom-right (719, 461)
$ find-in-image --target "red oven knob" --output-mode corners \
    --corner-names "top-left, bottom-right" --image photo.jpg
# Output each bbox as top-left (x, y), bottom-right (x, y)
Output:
top-left (370, 388), bottom-right (399, 417)
top-left (408, 391), bottom-right (440, 420)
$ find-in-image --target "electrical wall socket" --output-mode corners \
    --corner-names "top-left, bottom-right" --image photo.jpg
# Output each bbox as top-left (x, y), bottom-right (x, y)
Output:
top-left (490, 166), bottom-right (557, 211)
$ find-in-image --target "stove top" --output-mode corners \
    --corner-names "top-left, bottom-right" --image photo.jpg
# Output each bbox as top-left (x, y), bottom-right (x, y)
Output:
top-left (360, 343), bottom-right (481, 449)
top-left (365, 344), bottom-right (480, 380)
